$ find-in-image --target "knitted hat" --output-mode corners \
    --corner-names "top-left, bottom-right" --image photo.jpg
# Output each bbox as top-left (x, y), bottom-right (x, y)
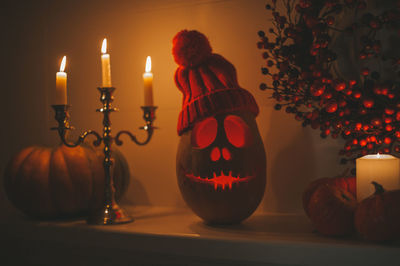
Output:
top-left (172, 30), bottom-right (259, 135)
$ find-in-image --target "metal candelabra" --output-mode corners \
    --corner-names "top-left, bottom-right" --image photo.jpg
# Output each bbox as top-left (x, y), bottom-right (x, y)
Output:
top-left (51, 87), bottom-right (157, 225)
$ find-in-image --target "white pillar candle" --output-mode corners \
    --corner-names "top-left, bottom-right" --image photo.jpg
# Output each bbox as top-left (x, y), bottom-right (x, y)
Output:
top-left (143, 56), bottom-right (153, 106)
top-left (55, 56), bottom-right (67, 105)
top-left (101, 38), bottom-right (112, 87)
top-left (356, 154), bottom-right (400, 201)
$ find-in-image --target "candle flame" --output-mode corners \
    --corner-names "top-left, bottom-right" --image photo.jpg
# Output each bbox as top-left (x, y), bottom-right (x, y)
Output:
top-left (377, 153), bottom-right (380, 159)
top-left (60, 56), bottom-right (66, 72)
top-left (101, 38), bottom-right (107, 54)
top-left (145, 56), bottom-right (152, 73)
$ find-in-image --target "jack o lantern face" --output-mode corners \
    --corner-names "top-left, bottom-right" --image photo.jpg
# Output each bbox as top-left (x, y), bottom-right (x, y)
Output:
top-left (184, 113), bottom-right (259, 190)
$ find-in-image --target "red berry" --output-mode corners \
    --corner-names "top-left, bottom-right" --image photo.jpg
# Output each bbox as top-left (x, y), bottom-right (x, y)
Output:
top-left (349, 80), bottom-right (357, 87)
top-left (310, 84), bottom-right (325, 97)
top-left (384, 117), bottom-right (393, 124)
top-left (361, 68), bottom-right (370, 76)
top-left (325, 129), bottom-right (331, 136)
top-left (326, 16), bottom-right (335, 25)
top-left (335, 82), bottom-right (346, 91)
top-left (345, 89), bottom-right (353, 96)
top-left (384, 137), bottom-right (392, 144)
top-left (322, 92), bottom-right (332, 99)
top-left (363, 98), bottom-right (374, 108)
top-left (371, 118), bottom-right (382, 126)
top-left (385, 108), bottom-right (395, 115)
top-left (353, 91), bottom-right (362, 99)
top-left (325, 100), bottom-right (338, 113)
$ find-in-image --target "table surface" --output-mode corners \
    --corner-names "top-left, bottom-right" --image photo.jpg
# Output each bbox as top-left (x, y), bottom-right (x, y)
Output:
top-left (1, 206), bottom-right (400, 266)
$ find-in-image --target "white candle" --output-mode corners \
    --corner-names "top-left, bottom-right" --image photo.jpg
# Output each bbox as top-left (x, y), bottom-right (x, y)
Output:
top-left (55, 56), bottom-right (67, 105)
top-left (143, 56), bottom-right (153, 106)
top-left (101, 38), bottom-right (112, 87)
top-left (356, 154), bottom-right (400, 201)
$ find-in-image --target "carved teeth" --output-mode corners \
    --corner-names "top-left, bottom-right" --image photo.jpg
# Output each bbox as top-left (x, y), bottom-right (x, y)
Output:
top-left (185, 171), bottom-right (254, 191)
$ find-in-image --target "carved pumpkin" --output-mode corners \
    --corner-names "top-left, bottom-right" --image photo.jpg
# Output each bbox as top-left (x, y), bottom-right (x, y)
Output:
top-left (176, 112), bottom-right (266, 224)
top-left (307, 184), bottom-right (357, 236)
top-left (354, 182), bottom-right (400, 242)
top-left (303, 175), bottom-right (356, 217)
top-left (172, 30), bottom-right (266, 224)
top-left (3, 144), bottom-right (130, 219)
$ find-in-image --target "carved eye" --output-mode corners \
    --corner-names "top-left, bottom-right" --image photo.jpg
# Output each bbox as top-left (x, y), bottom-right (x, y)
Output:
top-left (191, 117), bottom-right (218, 149)
top-left (224, 115), bottom-right (252, 148)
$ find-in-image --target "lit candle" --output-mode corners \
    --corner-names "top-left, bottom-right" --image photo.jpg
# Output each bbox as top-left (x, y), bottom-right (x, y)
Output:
top-left (356, 154), bottom-right (400, 201)
top-left (55, 56), bottom-right (67, 105)
top-left (101, 38), bottom-right (112, 87)
top-left (143, 56), bottom-right (153, 106)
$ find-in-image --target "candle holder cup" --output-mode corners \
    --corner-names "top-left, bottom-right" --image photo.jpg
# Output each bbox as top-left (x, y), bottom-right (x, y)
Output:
top-left (51, 87), bottom-right (157, 225)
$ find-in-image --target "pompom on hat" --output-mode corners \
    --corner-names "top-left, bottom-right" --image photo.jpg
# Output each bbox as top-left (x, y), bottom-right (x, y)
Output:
top-left (173, 30), bottom-right (259, 135)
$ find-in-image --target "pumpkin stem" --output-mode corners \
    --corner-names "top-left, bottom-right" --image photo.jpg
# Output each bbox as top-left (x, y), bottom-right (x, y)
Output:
top-left (371, 181), bottom-right (385, 195)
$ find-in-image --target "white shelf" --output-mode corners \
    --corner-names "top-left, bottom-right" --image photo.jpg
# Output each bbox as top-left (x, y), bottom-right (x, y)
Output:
top-left (1, 206), bottom-right (400, 265)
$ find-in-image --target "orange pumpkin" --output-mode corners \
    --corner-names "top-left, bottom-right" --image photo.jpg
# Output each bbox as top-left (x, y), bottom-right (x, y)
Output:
top-left (307, 184), bottom-right (357, 236)
top-left (176, 112), bottom-right (266, 224)
top-left (4, 144), bottom-right (130, 219)
top-left (354, 182), bottom-right (400, 242)
top-left (303, 175), bottom-right (355, 217)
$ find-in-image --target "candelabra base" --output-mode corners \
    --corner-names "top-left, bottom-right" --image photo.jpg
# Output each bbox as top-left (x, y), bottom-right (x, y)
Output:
top-left (87, 204), bottom-right (133, 225)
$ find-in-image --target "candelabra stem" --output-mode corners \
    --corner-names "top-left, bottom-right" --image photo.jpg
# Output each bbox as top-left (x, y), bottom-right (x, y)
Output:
top-left (87, 87), bottom-right (133, 225)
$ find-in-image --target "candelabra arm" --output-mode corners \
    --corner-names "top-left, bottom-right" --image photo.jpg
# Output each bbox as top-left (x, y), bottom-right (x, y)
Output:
top-left (114, 106), bottom-right (157, 146)
top-left (51, 105), bottom-right (102, 147)
top-left (115, 129), bottom-right (153, 146)
top-left (67, 130), bottom-right (102, 147)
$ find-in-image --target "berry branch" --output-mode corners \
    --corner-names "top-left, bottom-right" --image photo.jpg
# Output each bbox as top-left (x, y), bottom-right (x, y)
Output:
top-left (258, 0), bottom-right (400, 163)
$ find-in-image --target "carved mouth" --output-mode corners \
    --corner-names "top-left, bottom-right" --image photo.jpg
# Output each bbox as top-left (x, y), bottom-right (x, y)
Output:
top-left (185, 171), bottom-right (254, 190)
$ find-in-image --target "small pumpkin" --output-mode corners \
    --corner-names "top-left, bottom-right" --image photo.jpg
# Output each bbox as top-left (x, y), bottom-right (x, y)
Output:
top-left (307, 184), bottom-right (357, 236)
top-left (303, 175), bottom-right (355, 217)
top-left (354, 182), bottom-right (400, 242)
top-left (3, 144), bottom-right (130, 219)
